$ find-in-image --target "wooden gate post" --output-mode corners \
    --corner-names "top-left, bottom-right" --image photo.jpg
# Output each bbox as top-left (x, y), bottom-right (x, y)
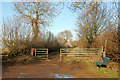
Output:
top-left (105, 40), bottom-right (107, 52)
top-left (47, 49), bottom-right (48, 60)
top-left (31, 48), bottom-right (35, 58)
top-left (60, 49), bottom-right (62, 61)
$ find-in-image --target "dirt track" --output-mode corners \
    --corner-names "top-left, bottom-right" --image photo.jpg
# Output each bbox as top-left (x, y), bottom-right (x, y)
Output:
top-left (2, 54), bottom-right (109, 78)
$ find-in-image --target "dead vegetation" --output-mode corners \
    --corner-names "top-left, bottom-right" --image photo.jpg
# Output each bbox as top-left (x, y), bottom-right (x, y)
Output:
top-left (1, 2), bottom-right (119, 64)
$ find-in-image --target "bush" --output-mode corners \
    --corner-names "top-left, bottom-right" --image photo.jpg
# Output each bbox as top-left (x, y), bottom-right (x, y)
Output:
top-left (2, 55), bottom-right (39, 65)
top-left (1, 18), bottom-right (61, 58)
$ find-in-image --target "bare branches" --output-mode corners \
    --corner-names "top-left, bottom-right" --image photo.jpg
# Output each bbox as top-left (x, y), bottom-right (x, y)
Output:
top-left (57, 30), bottom-right (73, 47)
top-left (13, 2), bottom-right (64, 40)
top-left (70, 2), bottom-right (117, 48)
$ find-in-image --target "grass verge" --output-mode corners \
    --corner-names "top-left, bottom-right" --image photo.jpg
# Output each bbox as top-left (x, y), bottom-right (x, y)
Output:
top-left (62, 56), bottom-right (119, 78)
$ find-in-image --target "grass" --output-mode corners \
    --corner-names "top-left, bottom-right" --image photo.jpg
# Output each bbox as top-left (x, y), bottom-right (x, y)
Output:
top-left (86, 61), bottom-right (118, 78)
top-left (63, 56), bottom-right (82, 64)
top-left (62, 56), bottom-right (119, 78)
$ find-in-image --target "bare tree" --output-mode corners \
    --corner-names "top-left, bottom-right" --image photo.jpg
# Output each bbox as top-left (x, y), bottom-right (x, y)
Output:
top-left (69, 2), bottom-right (118, 48)
top-left (118, 2), bottom-right (120, 59)
top-left (57, 30), bottom-right (73, 47)
top-left (96, 28), bottom-right (119, 59)
top-left (1, 17), bottom-right (32, 56)
top-left (13, 2), bottom-right (63, 40)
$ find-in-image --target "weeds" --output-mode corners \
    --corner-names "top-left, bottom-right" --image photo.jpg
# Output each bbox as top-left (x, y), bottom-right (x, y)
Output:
top-left (2, 55), bottom-right (39, 65)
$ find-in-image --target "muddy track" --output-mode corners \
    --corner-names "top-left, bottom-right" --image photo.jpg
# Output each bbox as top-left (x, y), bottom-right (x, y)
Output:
top-left (2, 53), bottom-right (108, 78)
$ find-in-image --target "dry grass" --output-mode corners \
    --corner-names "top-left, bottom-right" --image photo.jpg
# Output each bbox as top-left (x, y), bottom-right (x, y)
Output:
top-left (62, 56), bottom-right (119, 78)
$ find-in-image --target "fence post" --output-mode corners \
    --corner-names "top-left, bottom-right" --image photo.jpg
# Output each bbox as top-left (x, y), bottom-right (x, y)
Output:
top-left (105, 40), bottom-right (107, 52)
top-left (47, 49), bottom-right (48, 60)
top-left (31, 48), bottom-right (35, 58)
top-left (100, 46), bottom-right (103, 60)
top-left (60, 49), bottom-right (62, 61)
top-left (35, 48), bottom-right (36, 58)
top-left (100, 46), bottom-right (103, 56)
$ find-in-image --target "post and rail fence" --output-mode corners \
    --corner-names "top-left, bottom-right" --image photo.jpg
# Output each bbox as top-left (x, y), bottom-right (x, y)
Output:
top-left (60, 47), bottom-right (103, 61)
top-left (31, 48), bottom-right (48, 60)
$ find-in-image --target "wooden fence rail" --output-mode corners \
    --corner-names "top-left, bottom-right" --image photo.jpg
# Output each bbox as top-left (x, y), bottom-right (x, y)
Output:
top-left (60, 48), bottom-right (102, 60)
top-left (35, 48), bottom-right (48, 60)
